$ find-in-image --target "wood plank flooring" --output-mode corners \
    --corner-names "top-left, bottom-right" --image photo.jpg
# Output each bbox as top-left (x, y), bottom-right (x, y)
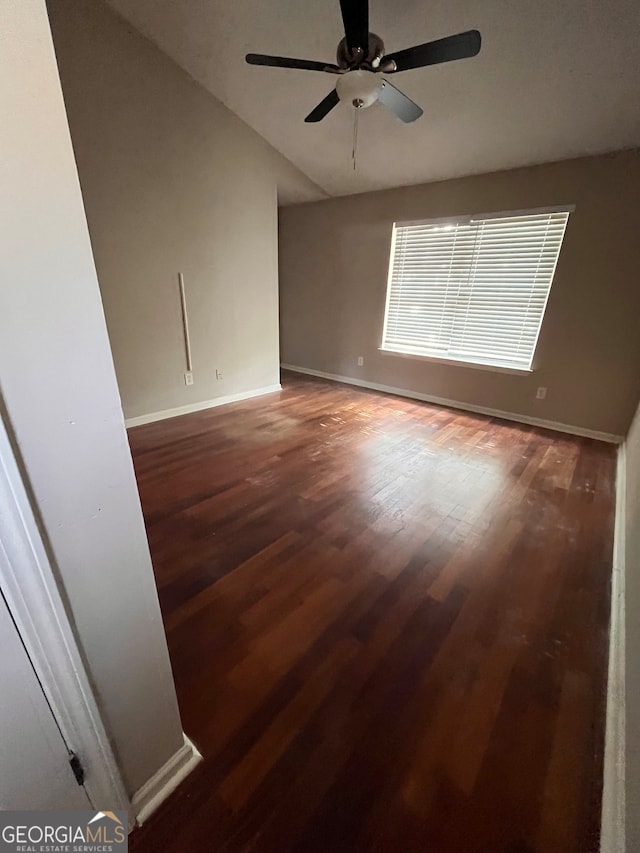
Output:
top-left (128, 372), bottom-right (615, 853)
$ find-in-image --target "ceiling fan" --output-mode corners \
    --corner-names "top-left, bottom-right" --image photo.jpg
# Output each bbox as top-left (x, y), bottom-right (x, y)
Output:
top-left (246, 0), bottom-right (481, 123)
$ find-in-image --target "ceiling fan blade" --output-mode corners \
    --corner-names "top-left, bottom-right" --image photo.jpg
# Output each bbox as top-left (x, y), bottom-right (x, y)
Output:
top-left (339, 0), bottom-right (369, 54)
top-left (383, 30), bottom-right (481, 72)
top-left (246, 54), bottom-right (341, 73)
top-left (378, 80), bottom-right (423, 123)
top-left (304, 89), bottom-right (340, 123)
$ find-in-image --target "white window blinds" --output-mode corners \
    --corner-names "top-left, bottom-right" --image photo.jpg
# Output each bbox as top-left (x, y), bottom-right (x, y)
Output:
top-left (381, 208), bottom-right (571, 371)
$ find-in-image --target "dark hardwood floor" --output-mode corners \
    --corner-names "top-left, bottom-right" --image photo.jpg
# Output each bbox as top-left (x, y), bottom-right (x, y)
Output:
top-left (128, 371), bottom-right (615, 853)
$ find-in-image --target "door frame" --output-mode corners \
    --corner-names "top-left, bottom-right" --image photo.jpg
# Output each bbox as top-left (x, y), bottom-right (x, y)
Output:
top-left (0, 413), bottom-right (129, 814)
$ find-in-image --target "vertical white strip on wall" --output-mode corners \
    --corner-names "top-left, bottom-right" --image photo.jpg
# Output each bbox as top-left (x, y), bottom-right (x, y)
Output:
top-left (178, 272), bottom-right (193, 372)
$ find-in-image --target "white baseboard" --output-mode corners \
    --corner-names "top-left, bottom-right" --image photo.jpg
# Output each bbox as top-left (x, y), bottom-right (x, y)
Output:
top-left (132, 733), bottom-right (203, 826)
top-left (125, 384), bottom-right (282, 428)
top-left (281, 364), bottom-right (623, 444)
top-left (601, 445), bottom-right (626, 852)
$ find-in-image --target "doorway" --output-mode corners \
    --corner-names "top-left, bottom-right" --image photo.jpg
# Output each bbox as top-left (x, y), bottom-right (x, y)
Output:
top-left (0, 589), bottom-right (89, 810)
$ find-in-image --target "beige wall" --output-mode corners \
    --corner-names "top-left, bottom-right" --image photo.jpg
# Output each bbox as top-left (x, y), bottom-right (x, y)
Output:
top-left (0, 0), bottom-right (183, 795)
top-left (627, 402), bottom-right (640, 848)
top-left (48, 0), bottom-right (324, 422)
top-left (279, 152), bottom-right (640, 437)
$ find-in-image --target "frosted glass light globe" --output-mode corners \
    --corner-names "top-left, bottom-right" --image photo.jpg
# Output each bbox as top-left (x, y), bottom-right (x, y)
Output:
top-left (336, 70), bottom-right (382, 109)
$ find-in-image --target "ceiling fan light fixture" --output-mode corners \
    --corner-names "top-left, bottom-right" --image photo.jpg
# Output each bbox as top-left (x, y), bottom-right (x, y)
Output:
top-left (335, 69), bottom-right (382, 109)
top-left (246, 1), bottom-right (482, 125)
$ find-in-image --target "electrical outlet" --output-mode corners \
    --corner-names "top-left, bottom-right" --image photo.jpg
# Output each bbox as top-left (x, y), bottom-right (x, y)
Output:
top-left (216, 368), bottom-right (223, 380)
top-left (536, 386), bottom-right (547, 400)
top-left (357, 356), bottom-right (364, 367)
top-left (184, 372), bottom-right (193, 386)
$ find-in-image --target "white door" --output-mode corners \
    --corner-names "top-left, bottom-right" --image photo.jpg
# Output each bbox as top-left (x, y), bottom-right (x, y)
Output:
top-left (0, 589), bottom-right (89, 810)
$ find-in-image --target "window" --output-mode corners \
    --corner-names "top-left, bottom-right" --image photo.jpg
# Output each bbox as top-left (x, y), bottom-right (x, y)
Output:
top-left (381, 207), bottom-right (572, 372)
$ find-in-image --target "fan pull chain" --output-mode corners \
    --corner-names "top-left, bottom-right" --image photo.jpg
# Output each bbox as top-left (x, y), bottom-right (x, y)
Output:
top-left (352, 106), bottom-right (359, 171)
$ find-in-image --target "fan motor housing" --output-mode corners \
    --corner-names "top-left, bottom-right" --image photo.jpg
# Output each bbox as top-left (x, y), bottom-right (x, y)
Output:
top-left (337, 32), bottom-right (385, 69)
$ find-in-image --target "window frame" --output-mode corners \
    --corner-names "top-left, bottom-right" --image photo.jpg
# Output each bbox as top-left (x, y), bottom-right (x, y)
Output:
top-left (379, 205), bottom-right (575, 375)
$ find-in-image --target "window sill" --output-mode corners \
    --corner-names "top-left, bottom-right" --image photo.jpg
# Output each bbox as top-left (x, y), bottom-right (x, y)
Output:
top-left (378, 348), bottom-right (533, 376)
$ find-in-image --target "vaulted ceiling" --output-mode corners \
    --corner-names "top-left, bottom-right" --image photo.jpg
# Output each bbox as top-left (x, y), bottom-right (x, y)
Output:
top-left (107, 0), bottom-right (640, 197)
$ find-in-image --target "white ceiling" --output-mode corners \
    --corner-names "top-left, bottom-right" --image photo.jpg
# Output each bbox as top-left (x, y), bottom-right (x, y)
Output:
top-left (107, 0), bottom-right (640, 197)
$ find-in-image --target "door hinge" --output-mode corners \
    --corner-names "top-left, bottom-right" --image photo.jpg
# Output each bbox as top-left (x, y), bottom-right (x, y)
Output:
top-left (69, 752), bottom-right (85, 786)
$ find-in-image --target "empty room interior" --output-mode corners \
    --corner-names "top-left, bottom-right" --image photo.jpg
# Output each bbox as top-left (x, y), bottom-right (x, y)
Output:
top-left (2, 0), bottom-right (640, 851)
